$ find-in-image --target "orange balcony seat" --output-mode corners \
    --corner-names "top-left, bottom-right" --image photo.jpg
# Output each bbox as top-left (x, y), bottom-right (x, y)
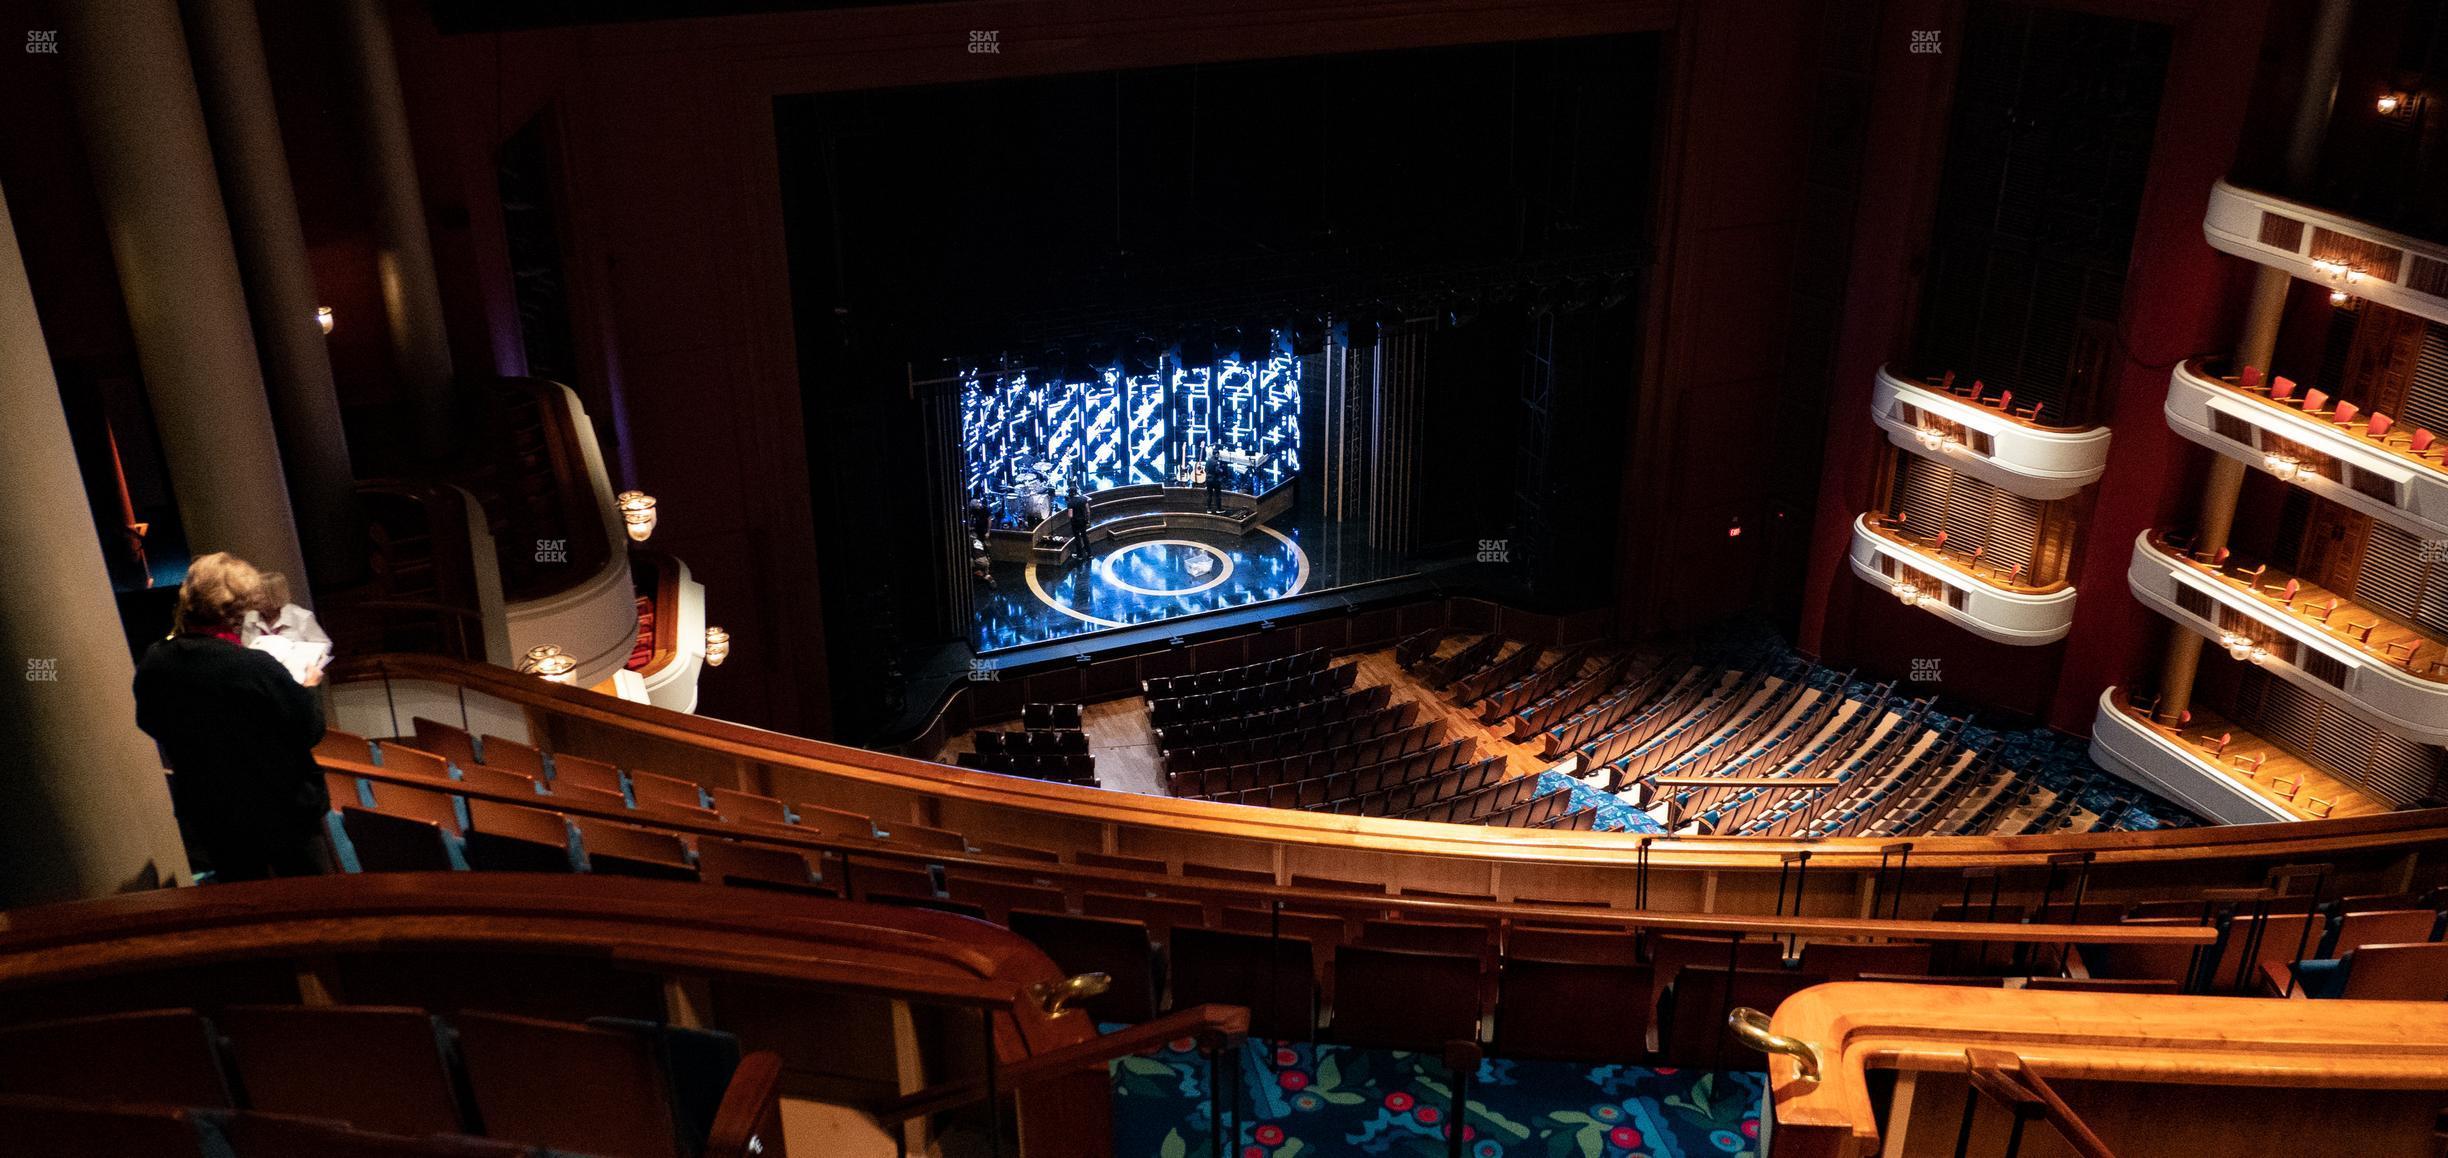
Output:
top-left (0, 1009), bottom-right (233, 1108)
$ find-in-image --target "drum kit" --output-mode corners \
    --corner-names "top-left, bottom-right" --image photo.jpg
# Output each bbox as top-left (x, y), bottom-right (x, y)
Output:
top-left (1004, 459), bottom-right (1062, 522)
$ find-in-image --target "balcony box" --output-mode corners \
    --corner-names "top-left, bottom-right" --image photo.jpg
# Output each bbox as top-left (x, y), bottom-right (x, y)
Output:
top-left (2164, 357), bottom-right (2448, 541)
top-left (2204, 179), bottom-right (2448, 327)
top-left (2086, 689), bottom-right (2295, 825)
top-left (2126, 530), bottom-right (2448, 746)
top-left (1848, 515), bottom-right (2077, 646)
top-left (1873, 365), bottom-right (2111, 500)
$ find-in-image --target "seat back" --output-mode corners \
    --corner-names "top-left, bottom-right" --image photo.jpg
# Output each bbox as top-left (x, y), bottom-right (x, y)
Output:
top-left (219, 1005), bottom-right (465, 1136)
top-left (574, 819), bottom-right (698, 882)
top-left (373, 742), bottom-right (454, 782)
top-left (1647, 933), bottom-right (1783, 1009)
top-left (363, 780), bottom-right (464, 833)
top-left (0, 1009), bottom-right (232, 1108)
top-left (341, 807), bottom-right (460, 872)
top-left (547, 754), bottom-right (624, 795)
top-left (1502, 926), bottom-right (1635, 965)
top-left (474, 735), bottom-right (548, 778)
top-left (1495, 957), bottom-right (1651, 1063)
top-left (460, 800), bottom-right (576, 873)
top-left (1329, 947), bottom-right (1481, 1052)
top-left (2325, 908), bottom-right (2439, 956)
top-left (452, 1012), bottom-right (686, 1158)
top-left (1168, 927), bottom-right (1315, 1041)
top-left (0, 1095), bottom-right (225, 1158)
top-left (694, 840), bottom-right (816, 890)
top-left (708, 788), bottom-right (789, 825)
top-left (2081, 917), bottom-right (2204, 984)
top-left (1796, 940), bottom-right (1932, 983)
top-left (315, 729), bottom-right (376, 765)
top-left (1006, 910), bottom-right (1160, 1024)
top-left (2206, 911), bottom-right (2321, 992)
top-left (2342, 942), bottom-right (2448, 1000)
top-left (1357, 918), bottom-right (1490, 959)
top-left (1660, 966), bottom-right (1827, 1069)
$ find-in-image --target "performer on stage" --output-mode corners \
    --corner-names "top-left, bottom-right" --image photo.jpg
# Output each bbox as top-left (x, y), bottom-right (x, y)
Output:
top-left (1067, 487), bottom-right (1092, 565)
top-left (1204, 447), bottom-right (1227, 513)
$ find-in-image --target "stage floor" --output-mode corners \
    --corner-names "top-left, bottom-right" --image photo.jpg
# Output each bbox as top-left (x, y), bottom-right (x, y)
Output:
top-left (969, 507), bottom-right (1418, 652)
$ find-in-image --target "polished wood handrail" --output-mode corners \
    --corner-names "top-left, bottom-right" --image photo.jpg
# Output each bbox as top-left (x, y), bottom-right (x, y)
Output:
top-left (1761, 982), bottom-right (2448, 1157)
top-left (326, 652), bottom-right (2448, 875)
top-left (0, 875), bottom-right (1092, 1058)
top-left (873, 1004), bottom-right (1249, 1127)
top-left (316, 756), bottom-right (2214, 949)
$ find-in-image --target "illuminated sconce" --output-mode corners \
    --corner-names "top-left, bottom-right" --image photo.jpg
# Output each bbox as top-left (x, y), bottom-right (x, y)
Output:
top-left (2221, 631), bottom-right (2256, 662)
top-left (2330, 287), bottom-right (2353, 307)
top-left (1891, 581), bottom-right (1923, 608)
top-left (2377, 92), bottom-right (2405, 116)
top-left (315, 306), bottom-right (335, 334)
top-left (703, 626), bottom-right (730, 667)
top-left (1726, 517), bottom-right (1743, 538)
top-left (520, 644), bottom-right (577, 684)
top-left (1914, 426), bottom-right (1948, 452)
top-left (2264, 453), bottom-right (2301, 481)
top-left (616, 491), bottom-right (657, 542)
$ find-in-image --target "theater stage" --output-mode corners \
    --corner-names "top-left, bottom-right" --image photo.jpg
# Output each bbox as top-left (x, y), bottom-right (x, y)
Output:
top-left (969, 507), bottom-right (1418, 653)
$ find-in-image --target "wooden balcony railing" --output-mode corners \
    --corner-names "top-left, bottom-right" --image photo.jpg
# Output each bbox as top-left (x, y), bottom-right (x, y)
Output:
top-left (325, 652), bottom-right (2448, 913)
top-left (1757, 981), bottom-right (2448, 1157)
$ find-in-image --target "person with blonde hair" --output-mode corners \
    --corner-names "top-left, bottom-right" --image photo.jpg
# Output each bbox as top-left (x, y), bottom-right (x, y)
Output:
top-left (241, 571), bottom-right (330, 650)
top-left (134, 552), bottom-right (332, 881)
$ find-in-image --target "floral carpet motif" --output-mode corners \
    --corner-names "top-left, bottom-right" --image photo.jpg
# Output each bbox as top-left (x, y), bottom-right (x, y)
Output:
top-left (1110, 1034), bottom-right (1764, 1158)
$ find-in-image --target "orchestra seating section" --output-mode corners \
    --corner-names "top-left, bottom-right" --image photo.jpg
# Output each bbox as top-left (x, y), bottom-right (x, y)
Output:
top-left (1146, 645), bottom-right (1599, 828)
top-left (1376, 631), bottom-right (2185, 838)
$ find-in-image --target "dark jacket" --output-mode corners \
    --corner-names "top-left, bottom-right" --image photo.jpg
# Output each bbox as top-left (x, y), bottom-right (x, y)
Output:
top-left (134, 634), bottom-right (329, 842)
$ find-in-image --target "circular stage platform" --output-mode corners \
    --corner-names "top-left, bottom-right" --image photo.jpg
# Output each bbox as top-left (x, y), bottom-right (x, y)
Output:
top-left (1014, 523), bottom-right (1311, 634)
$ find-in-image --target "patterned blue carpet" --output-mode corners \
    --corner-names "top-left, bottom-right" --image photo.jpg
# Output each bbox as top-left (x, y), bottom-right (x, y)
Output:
top-left (1111, 1035), bottom-right (1764, 1157)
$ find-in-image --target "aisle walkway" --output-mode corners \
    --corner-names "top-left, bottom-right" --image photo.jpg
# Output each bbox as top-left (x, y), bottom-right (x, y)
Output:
top-left (1111, 1035), bottom-right (1765, 1157)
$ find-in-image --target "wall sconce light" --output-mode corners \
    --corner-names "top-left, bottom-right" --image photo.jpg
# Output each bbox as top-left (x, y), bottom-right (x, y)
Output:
top-left (2264, 453), bottom-right (2301, 481)
top-left (703, 626), bottom-right (730, 667)
top-left (520, 644), bottom-right (577, 684)
top-left (2330, 288), bottom-right (2353, 307)
top-left (315, 306), bottom-right (335, 335)
top-left (1726, 518), bottom-right (1742, 538)
top-left (616, 491), bottom-right (657, 542)
top-left (1891, 581), bottom-right (1923, 608)
top-left (2221, 631), bottom-right (2256, 662)
top-left (1914, 426), bottom-right (1948, 452)
top-left (2378, 92), bottom-right (2405, 116)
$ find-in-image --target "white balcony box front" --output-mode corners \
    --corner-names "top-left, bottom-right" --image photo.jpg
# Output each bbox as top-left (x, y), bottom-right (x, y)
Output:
top-left (1848, 515), bottom-right (2077, 646)
top-left (2203, 179), bottom-right (2448, 327)
top-left (1873, 366), bottom-right (2111, 500)
top-left (2086, 688), bottom-right (2295, 826)
top-left (2164, 357), bottom-right (2448, 541)
top-left (2126, 530), bottom-right (2448, 746)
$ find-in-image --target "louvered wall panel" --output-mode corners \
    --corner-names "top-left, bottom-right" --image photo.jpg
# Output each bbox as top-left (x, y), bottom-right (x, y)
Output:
top-left (2236, 670), bottom-right (2445, 806)
top-left (2355, 524), bottom-right (2443, 633)
top-left (2395, 322), bottom-right (2448, 435)
top-left (1886, 454), bottom-right (2044, 575)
